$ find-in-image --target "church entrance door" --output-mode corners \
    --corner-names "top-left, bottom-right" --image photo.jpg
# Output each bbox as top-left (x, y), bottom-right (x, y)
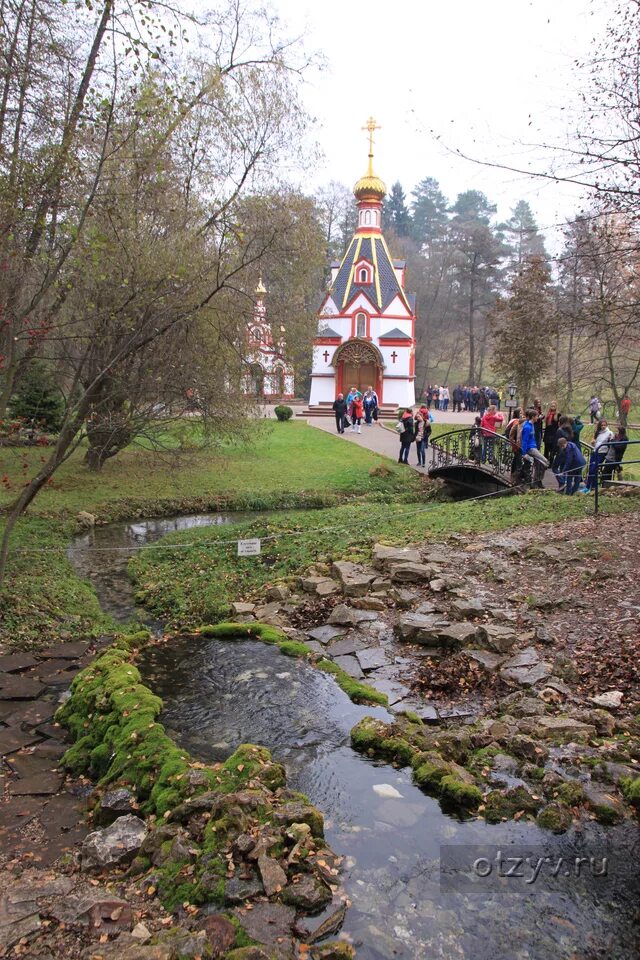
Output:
top-left (343, 362), bottom-right (376, 395)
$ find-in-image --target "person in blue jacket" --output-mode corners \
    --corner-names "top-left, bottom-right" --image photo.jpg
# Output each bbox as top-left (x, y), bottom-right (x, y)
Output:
top-left (520, 408), bottom-right (549, 487)
top-left (555, 437), bottom-right (586, 494)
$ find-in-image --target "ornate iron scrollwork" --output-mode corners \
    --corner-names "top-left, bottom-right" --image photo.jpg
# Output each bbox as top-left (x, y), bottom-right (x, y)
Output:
top-left (334, 339), bottom-right (382, 367)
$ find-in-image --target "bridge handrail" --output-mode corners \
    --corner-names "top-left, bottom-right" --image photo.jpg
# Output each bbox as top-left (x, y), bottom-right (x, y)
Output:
top-left (430, 427), bottom-right (518, 480)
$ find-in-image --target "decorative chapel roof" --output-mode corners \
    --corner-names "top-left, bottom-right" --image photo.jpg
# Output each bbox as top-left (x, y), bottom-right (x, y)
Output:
top-left (329, 234), bottom-right (411, 313)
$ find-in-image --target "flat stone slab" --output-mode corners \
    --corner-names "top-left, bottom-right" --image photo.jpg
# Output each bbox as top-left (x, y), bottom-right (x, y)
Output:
top-left (451, 598), bottom-right (486, 618)
top-left (367, 677), bottom-right (411, 705)
top-left (37, 641), bottom-right (90, 660)
top-left (332, 655), bottom-right (364, 679)
top-left (327, 636), bottom-right (362, 657)
top-left (536, 716), bottom-right (597, 738)
top-left (0, 654), bottom-right (39, 673)
top-left (306, 625), bottom-right (345, 644)
top-left (372, 543), bottom-right (422, 570)
top-left (7, 752), bottom-right (60, 778)
top-left (389, 561), bottom-right (441, 583)
top-left (0, 676), bottom-right (46, 700)
top-left (394, 698), bottom-right (440, 723)
top-left (500, 662), bottom-right (552, 688)
top-left (331, 561), bottom-right (375, 597)
top-left (234, 902), bottom-right (295, 948)
top-left (8, 771), bottom-right (64, 796)
top-left (327, 604), bottom-right (378, 625)
top-left (0, 700), bottom-right (56, 728)
top-left (0, 729), bottom-right (42, 756)
top-left (502, 646), bottom-right (540, 670)
top-left (0, 796), bottom-right (45, 830)
top-left (356, 648), bottom-right (388, 672)
top-left (464, 649), bottom-right (507, 672)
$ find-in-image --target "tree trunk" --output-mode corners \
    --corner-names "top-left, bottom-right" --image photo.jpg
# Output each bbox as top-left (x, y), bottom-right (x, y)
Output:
top-left (467, 273), bottom-right (476, 383)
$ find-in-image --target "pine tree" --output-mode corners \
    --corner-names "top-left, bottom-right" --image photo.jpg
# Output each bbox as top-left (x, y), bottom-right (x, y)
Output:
top-left (503, 200), bottom-right (547, 268)
top-left (9, 360), bottom-right (64, 431)
top-left (385, 181), bottom-right (412, 237)
top-left (490, 257), bottom-right (556, 408)
top-left (410, 176), bottom-right (449, 247)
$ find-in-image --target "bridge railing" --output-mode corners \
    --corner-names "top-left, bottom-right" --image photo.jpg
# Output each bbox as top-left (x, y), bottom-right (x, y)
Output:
top-left (430, 428), bottom-right (518, 482)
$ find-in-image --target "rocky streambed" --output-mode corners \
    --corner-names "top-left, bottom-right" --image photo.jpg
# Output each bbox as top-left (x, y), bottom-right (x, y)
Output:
top-left (1, 510), bottom-right (639, 960)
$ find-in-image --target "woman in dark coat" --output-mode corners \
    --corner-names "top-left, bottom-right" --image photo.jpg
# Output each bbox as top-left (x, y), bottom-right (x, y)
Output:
top-left (398, 409), bottom-right (415, 464)
top-left (543, 403), bottom-right (561, 460)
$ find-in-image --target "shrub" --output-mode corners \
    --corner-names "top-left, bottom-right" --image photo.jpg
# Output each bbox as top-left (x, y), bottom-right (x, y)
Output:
top-left (274, 405), bottom-right (293, 421)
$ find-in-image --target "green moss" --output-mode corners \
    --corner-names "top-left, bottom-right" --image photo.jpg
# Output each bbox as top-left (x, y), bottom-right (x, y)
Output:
top-left (413, 759), bottom-right (452, 791)
top-left (439, 776), bottom-right (483, 812)
top-left (399, 711), bottom-right (423, 725)
top-left (556, 781), bottom-right (585, 806)
top-left (350, 717), bottom-right (392, 753)
top-left (318, 660), bottom-right (388, 706)
top-left (592, 803), bottom-right (622, 825)
top-left (620, 776), bottom-right (640, 808)
top-left (536, 803), bottom-right (573, 833)
top-left (484, 787), bottom-right (542, 824)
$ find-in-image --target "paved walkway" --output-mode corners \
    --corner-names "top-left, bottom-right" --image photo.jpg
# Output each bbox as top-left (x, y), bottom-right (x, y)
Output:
top-left (307, 416), bottom-right (557, 490)
top-left (307, 418), bottom-right (431, 473)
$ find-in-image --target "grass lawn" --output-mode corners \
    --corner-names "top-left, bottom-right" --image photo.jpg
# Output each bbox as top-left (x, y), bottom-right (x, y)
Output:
top-left (0, 421), bottom-right (423, 646)
top-left (3, 418), bottom-right (639, 647)
top-left (130, 489), bottom-right (640, 629)
top-left (0, 420), bottom-right (423, 520)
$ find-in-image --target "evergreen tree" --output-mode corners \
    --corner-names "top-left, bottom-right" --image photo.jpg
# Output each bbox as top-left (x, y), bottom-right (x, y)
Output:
top-left (385, 181), bottom-right (412, 237)
top-left (490, 257), bottom-right (556, 408)
top-left (9, 360), bottom-right (64, 431)
top-left (449, 191), bottom-right (505, 382)
top-left (503, 200), bottom-right (547, 267)
top-left (410, 176), bottom-right (449, 247)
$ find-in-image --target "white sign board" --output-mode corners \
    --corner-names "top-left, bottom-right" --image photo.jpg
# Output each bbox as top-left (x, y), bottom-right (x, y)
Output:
top-left (237, 538), bottom-right (261, 557)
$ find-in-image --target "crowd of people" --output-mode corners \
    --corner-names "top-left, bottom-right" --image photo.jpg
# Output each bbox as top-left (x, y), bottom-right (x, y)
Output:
top-left (421, 384), bottom-right (502, 413)
top-left (331, 386), bottom-right (632, 492)
top-left (499, 402), bottom-right (629, 493)
top-left (332, 386), bottom-right (380, 434)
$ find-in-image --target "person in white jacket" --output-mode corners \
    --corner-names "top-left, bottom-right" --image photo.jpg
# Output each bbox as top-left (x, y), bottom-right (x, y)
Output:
top-left (584, 418), bottom-right (614, 491)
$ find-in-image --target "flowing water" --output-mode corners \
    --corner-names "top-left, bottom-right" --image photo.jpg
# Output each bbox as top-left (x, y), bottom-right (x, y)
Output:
top-left (70, 515), bottom-right (640, 960)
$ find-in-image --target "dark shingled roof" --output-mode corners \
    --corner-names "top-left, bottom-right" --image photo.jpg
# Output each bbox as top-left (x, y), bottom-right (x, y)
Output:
top-left (379, 327), bottom-right (412, 340)
top-left (317, 325), bottom-right (341, 338)
top-left (329, 234), bottom-right (411, 313)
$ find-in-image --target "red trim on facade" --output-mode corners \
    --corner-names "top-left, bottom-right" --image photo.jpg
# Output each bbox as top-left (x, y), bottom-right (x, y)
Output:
top-left (314, 337), bottom-right (341, 346)
top-left (378, 339), bottom-right (412, 347)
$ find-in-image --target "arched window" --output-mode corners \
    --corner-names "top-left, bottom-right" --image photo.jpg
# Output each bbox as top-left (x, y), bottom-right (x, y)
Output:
top-left (252, 327), bottom-right (263, 342)
top-left (359, 268), bottom-right (368, 283)
top-left (356, 312), bottom-right (366, 337)
top-left (364, 210), bottom-right (372, 225)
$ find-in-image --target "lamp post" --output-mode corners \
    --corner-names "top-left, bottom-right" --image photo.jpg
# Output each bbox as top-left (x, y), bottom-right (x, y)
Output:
top-left (505, 381), bottom-right (518, 417)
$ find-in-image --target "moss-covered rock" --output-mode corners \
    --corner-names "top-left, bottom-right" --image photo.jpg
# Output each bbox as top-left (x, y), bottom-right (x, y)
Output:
top-left (591, 803), bottom-right (622, 825)
top-left (310, 942), bottom-right (356, 960)
top-left (536, 803), bottom-right (572, 833)
top-left (555, 781), bottom-right (585, 806)
top-left (485, 787), bottom-right (541, 824)
top-left (317, 659), bottom-right (388, 706)
top-left (620, 775), bottom-right (640, 808)
top-left (439, 776), bottom-right (483, 812)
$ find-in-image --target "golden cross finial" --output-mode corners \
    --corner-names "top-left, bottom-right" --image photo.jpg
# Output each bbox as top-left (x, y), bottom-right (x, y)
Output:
top-left (362, 116), bottom-right (381, 175)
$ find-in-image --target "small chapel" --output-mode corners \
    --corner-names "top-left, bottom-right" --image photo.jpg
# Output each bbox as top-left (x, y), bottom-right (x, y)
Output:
top-left (308, 119), bottom-right (417, 409)
top-left (242, 279), bottom-right (295, 400)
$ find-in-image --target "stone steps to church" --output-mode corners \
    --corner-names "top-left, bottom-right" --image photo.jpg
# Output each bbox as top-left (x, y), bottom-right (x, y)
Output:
top-left (296, 403), bottom-right (399, 418)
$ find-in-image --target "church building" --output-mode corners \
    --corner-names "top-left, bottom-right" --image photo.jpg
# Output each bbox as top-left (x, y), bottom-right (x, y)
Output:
top-left (308, 120), bottom-right (416, 408)
top-left (242, 280), bottom-right (295, 400)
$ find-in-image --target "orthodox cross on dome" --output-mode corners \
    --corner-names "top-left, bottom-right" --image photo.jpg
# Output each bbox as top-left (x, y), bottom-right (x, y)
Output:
top-left (391, 351), bottom-right (398, 364)
top-left (362, 116), bottom-right (381, 176)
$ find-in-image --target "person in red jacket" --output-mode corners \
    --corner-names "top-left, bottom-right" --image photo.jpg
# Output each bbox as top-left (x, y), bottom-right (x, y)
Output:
top-left (480, 404), bottom-right (504, 463)
top-left (350, 394), bottom-right (364, 433)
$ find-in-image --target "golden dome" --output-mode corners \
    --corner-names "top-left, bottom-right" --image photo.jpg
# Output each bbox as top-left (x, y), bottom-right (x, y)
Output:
top-left (354, 171), bottom-right (387, 201)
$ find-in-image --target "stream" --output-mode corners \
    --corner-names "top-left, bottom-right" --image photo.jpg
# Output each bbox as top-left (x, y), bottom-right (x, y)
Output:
top-left (69, 514), bottom-right (640, 960)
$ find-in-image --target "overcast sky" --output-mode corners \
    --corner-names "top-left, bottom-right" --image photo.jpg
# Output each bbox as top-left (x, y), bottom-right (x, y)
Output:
top-left (272, 0), bottom-right (610, 247)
